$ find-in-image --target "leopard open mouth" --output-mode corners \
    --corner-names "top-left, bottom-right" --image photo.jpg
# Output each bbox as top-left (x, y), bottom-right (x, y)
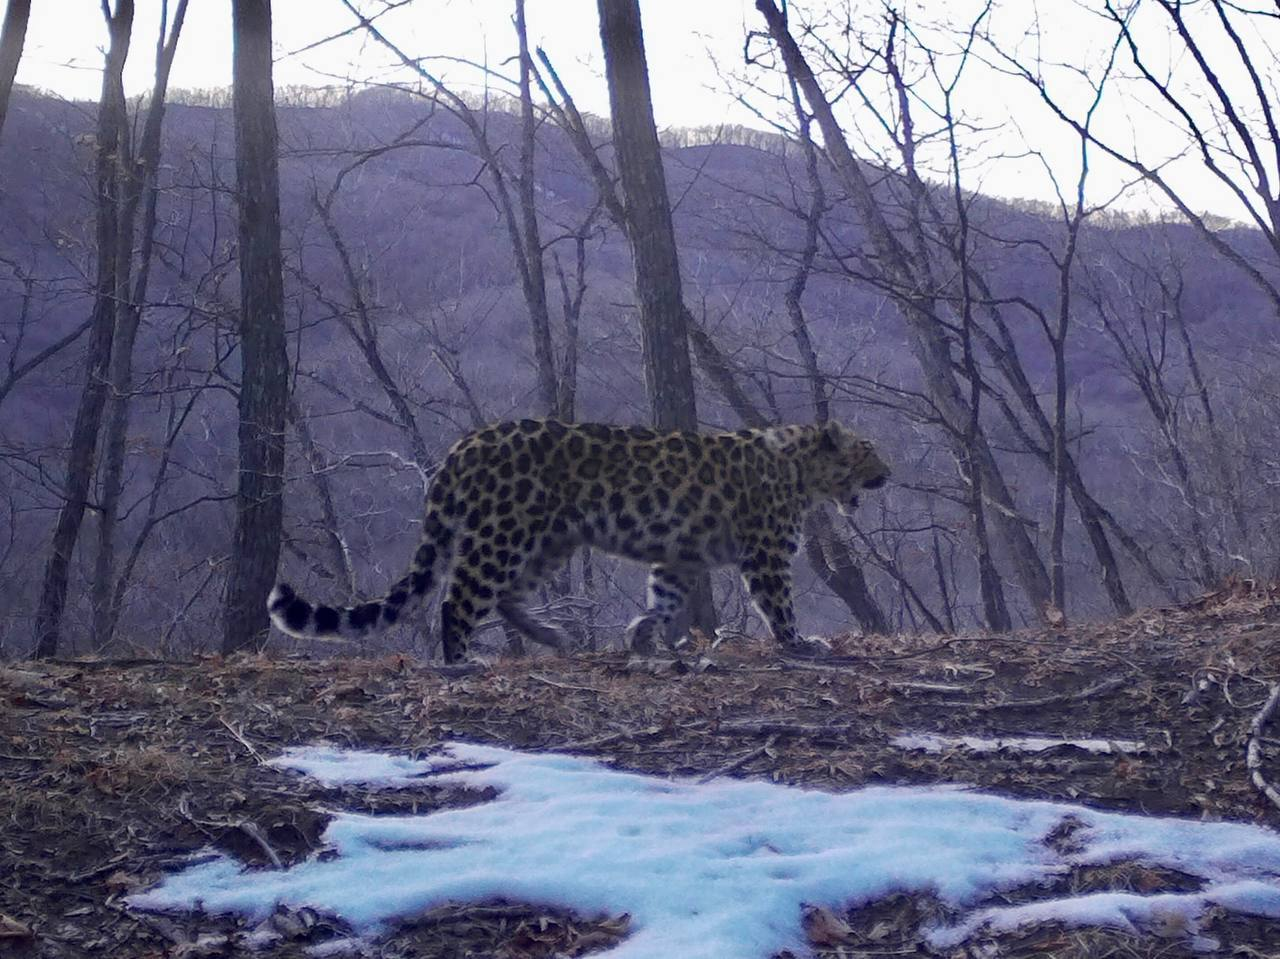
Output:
top-left (836, 494), bottom-right (862, 517)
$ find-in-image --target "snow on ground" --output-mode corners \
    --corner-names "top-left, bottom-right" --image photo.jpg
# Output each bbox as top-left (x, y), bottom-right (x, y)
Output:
top-left (265, 745), bottom-right (456, 786)
top-left (130, 742), bottom-right (1280, 958)
top-left (892, 732), bottom-right (1151, 755)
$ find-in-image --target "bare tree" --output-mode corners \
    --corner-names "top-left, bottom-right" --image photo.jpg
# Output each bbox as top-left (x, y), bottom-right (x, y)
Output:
top-left (755, 0), bottom-right (1054, 626)
top-left (513, 0), bottom-right (560, 417)
top-left (990, 0), bottom-right (1280, 316)
top-left (0, 0), bottom-right (30, 140)
top-left (761, 74), bottom-right (893, 634)
top-left (1082, 236), bottom-right (1241, 588)
top-left (287, 398), bottom-right (358, 597)
top-left (875, 9), bottom-right (1156, 615)
top-left (309, 180), bottom-right (430, 466)
top-left (0, 261), bottom-right (94, 410)
top-left (221, 0), bottom-right (288, 653)
top-left (596, 0), bottom-right (699, 433)
top-left (596, 0), bottom-right (714, 645)
top-left (339, 0), bottom-right (570, 421)
top-left (91, 0), bottom-right (189, 649)
top-left (32, 0), bottom-right (134, 658)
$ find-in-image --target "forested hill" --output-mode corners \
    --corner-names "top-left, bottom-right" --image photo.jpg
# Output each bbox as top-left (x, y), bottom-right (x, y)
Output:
top-left (0, 84), bottom-right (1276, 655)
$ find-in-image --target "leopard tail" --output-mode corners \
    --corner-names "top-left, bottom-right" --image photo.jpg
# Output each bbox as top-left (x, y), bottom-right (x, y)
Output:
top-left (267, 507), bottom-right (455, 641)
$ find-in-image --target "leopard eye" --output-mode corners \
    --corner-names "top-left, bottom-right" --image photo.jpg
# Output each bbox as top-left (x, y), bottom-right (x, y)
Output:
top-left (862, 474), bottom-right (887, 490)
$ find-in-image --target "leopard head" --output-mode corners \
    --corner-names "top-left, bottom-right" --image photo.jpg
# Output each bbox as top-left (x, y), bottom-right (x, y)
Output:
top-left (810, 422), bottom-right (891, 515)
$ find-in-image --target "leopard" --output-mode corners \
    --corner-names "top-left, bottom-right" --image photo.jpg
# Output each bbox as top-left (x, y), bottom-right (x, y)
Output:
top-left (268, 418), bottom-right (890, 663)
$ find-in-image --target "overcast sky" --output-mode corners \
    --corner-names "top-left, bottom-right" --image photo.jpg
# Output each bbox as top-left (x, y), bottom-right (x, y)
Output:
top-left (16, 1), bottom-right (755, 128)
top-left (12, 0), bottom-right (1268, 221)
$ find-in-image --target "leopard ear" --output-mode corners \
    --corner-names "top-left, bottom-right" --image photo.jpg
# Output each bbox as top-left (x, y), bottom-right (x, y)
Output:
top-left (819, 422), bottom-right (841, 453)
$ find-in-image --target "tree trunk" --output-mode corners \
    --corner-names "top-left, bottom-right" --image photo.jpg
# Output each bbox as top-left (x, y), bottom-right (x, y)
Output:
top-left (597, 0), bottom-right (714, 640)
top-left (783, 75), bottom-right (830, 425)
top-left (0, 0), bottom-right (30, 140)
top-left (597, 0), bottom-right (699, 432)
top-left (222, 0), bottom-right (288, 654)
top-left (781, 86), bottom-right (886, 632)
top-left (32, 0), bottom-right (134, 659)
top-left (552, 216), bottom-right (592, 421)
top-left (514, 0), bottom-right (559, 417)
top-left (92, 0), bottom-right (188, 650)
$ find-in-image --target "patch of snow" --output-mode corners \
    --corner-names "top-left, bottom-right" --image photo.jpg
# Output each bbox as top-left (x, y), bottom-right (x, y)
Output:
top-left (929, 881), bottom-right (1280, 952)
top-left (131, 742), bottom-right (1280, 959)
top-left (892, 732), bottom-right (1149, 755)
top-left (266, 746), bottom-right (455, 787)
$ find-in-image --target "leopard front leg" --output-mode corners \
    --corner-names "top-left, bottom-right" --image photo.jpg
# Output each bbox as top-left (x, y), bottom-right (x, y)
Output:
top-left (739, 539), bottom-right (805, 652)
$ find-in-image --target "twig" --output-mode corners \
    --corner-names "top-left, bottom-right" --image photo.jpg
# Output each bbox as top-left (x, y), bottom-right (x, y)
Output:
top-left (529, 673), bottom-right (607, 693)
top-left (431, 663), bottom-right (487, 679)
top-left (775, 660), bottom-right (971, 693)
top-left (699, 736), bottom-right (776, 783)
top-left (556, 731), bottom-right (627, 752)
top-left (48, 658), bottom-right (185, 668)
top-left (1246, 683), bottom-right (1280, 812)
top-left (717, 719), bottom-right (860, 739)
top-left (974, 675), bottom-right (1128, 711)
top-left (894, 680), bottom-right (973, 694)
top-left (219, 717), bottom-right (265, 764)
top-left (237, 821), bottom-right (284, 869)
top-left (416, 903), bottom-right (573, 927)
top-left (555, 722), bottom-right (684, 752)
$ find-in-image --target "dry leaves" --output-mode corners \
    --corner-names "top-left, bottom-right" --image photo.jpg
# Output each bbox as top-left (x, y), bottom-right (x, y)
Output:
top-left (0, 583), bottom-right (1278, 956)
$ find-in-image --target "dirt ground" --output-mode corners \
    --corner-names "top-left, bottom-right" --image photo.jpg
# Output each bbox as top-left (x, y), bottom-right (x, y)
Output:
top-left (3, 581), bottom-right (1280, 958)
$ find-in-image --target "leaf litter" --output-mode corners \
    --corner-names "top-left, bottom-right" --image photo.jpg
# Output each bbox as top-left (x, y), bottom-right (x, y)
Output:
top-left (2, 579), bottom-right (1279, 957)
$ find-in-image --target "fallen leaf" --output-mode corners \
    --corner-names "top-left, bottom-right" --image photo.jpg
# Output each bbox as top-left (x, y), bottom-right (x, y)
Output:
top-left (0, 914), bottom-right (34, 941)
top-left (804, 905), bottom-right (855, 946)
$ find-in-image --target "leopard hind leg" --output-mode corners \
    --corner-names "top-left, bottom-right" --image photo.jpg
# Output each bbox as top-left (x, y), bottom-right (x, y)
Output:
top-left (625, 563), bottom-right (693, 654)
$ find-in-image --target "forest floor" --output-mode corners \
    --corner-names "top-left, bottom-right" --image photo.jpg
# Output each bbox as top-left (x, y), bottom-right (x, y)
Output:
top-left (3, 581), bottom-right (1280, 959)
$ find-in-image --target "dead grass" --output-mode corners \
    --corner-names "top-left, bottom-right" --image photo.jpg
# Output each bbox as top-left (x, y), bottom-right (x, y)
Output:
top-left (3, 581), bottom-right (1280, 957)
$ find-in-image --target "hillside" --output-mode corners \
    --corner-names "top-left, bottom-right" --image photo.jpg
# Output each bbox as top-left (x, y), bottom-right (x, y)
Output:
top-left (2, 583), bottom-right (1279, 956)
top-left (1, 85), bottom-right (1278, 654)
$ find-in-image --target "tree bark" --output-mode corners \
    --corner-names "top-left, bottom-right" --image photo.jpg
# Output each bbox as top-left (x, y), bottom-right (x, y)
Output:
top-left (32, 0), bottom-right (134, 658)
top-left (222, 0), bottom-right (288, 653)
top-left (783, 75), bottom-right (830, 425)
top-left (781, 76), bottom-right (886, 632)
top-left (0, 0), bottom-right (30, 140)
top-left (597, 0), bottom-right (714, 640)
top-left (552, 213), bottom-right (592, 422)
top-left (596, 0), bottom-right (699, 433)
